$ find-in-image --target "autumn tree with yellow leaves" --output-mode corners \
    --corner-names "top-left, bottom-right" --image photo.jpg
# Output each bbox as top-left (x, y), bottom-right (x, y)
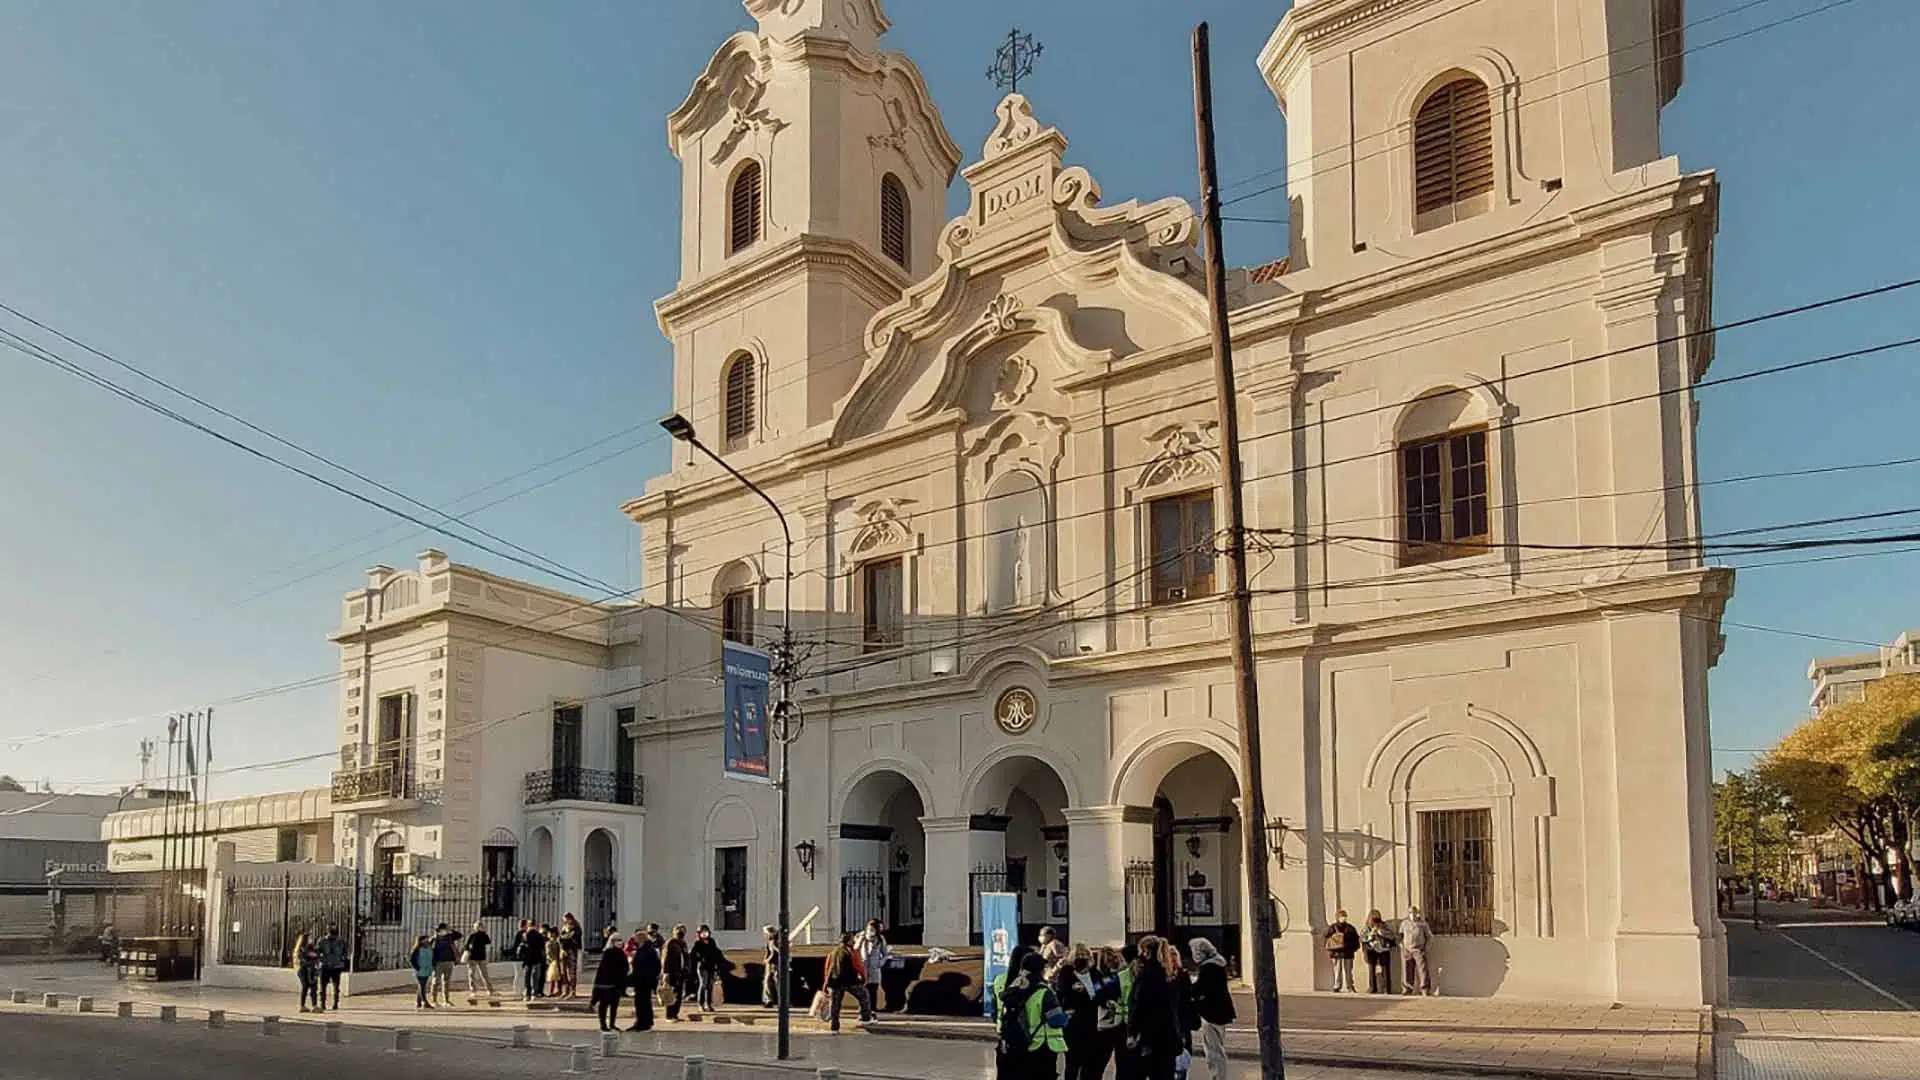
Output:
top-left (1756, 674), bottom-right (1920, 904)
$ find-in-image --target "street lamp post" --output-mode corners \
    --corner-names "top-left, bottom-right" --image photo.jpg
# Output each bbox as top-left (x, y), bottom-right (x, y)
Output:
top-left (660, 413), bottom-right (797, 1060)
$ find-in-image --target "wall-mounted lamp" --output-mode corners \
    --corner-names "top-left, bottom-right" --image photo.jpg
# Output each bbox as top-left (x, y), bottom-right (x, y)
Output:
top-left (894, 846), bottom-right (911, 870)
top-left (1184, 834), bottom-right (1204, 859)
top-left (1050, 841), bottom-right (1068, 862)
top-left (794, 839), bottom-right (817, 879)
top-left (1264, 816), bottom-right (1290, 869)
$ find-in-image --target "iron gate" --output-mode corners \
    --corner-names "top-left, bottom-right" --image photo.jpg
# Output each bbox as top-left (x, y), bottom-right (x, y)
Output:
top-left (582, 873), bottom-right (618, 937)
top-left (223, 869), bottom-right (357, 967)
top-left (1123, 859), bottom-right (1156, 936)
top-left (841, 869), bottom-right (885, 932)
top-left (968, 864), bottom-right (1022, 937)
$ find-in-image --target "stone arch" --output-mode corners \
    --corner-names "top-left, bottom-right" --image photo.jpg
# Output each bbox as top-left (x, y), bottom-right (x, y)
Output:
top-left (584, 827), bottom-right (618, 875)
top-left (962, 746), bottom-right (1080, 815)
top-left (1385, 48), bottom-right (1525, 234)
top-left (484, 827), bottom-right (519, 848)
top-left (1110, 728), bottom-right (1243, 807)
top-left (1363, 703), bottom-right (1547, 795)
top-left (959, 649), bottom-right (1052, 692)
top-left (834, 757), bottom-right (940, 825)
top-left (1383, 380), bottom-right (1509, 447)
top-left (706, 795), bottom-right (759, 845)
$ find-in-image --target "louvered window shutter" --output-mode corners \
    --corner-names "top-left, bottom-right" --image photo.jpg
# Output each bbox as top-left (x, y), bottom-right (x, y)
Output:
top-left (1413, 79), bottom-right (1494, 219)
top-left (880, 175), bottom-right (909, 268)
top-left (724, 355), bottom-right (755, 446)
top-left (729, 162), bottom-right (762, 254)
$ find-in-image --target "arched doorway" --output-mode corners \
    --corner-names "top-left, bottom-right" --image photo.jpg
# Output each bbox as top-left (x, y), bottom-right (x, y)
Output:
top-left (840, 768), bottom-right (928, 944)
top-left (1117, 742), bottom-right (1243, 970)
top-left (968, 754), bottom-right (1071, 945)
top-left (583, 829), bottom-right (617, 936)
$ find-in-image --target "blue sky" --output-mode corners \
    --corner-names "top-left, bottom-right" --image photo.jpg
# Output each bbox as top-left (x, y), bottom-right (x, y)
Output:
top-left (2, 0), bottom-right (1916, 795)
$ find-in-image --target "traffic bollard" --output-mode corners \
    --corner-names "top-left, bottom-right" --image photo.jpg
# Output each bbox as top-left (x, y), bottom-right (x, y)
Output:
top-left (207, 1009), bottom-right (225, 1028)
top-left (9, 989), bottom-right (27, 1004)
top-left (600, 1031), bottom-right (619, 1058)
top-left (682, 1054), bottom-right (706, 1080)
top-left (818, 1071), bottom-right (841, 1080)
top-left (566, 1044), bottom-right (592, 1075)
top-left (158, 1005), bottom-right (177, 1023)
top-left (77, 996), bottom-right (94, 1013)
top-left (393, 1029), bottom-right (412, 1052)
top-left (511, 1024), bottom-right (531, 1048)
top-left (261, 1015), bottom-right (280, 1036)
top-left (42, 993), bottom-right (60, 1008)
top-left (116, 1001), bottom-right (134, 1019)
top-left (324, 1021), bottom-right (342, 1044)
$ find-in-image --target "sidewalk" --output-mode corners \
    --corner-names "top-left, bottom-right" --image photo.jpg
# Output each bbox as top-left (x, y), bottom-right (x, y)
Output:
top-left (875, 992), bottom-right (1710, 1079)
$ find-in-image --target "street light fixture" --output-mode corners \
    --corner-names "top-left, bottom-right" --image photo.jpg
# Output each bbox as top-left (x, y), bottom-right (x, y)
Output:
top-left (659, 411), bottom-right (798, 1060)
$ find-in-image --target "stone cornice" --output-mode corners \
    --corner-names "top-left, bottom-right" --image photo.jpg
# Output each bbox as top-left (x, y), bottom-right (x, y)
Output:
top-left (1259, 0), bottom-right (1431, 107)
top-left (655, 233), bottom-right (906, 337)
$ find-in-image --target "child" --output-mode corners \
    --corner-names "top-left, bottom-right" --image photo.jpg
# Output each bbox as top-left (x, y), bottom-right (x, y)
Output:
top-left (410, 933), bottom-right (436, 1009)
top-left (545, 925), bottom-right (564, 998)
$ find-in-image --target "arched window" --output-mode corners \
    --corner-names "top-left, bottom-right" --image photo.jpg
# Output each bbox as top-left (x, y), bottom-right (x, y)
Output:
top-left (728, 160), bottom-right (763, 254)
top-left (1396, 388), bottom-right (1491, 564)
top-left (722, 352), bottom-right (755, 448)
top-left (1413, 77), bottom-right (1494, 229)
top-left (880, 173), bottom-right (909, 268)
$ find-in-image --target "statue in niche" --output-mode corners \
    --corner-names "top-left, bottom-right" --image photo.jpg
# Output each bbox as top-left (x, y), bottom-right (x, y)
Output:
top-left (1011, 515), bottom-right (1032, 605)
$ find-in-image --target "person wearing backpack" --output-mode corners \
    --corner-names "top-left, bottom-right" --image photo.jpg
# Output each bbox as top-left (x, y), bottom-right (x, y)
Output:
top-left (996, 952), bottom-right (1067, 1079)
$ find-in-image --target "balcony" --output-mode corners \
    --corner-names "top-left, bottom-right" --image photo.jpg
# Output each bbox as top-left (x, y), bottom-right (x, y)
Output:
top-left (524, 767), bottom-right (644, 808)
top-left (331, 759), bottom-right (416, 807)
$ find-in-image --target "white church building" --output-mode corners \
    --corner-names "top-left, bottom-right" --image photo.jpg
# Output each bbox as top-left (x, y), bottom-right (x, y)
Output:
top-left (619, 0), bottom-right (1730, 1007)
top-left (256, 0), bottom-right (1728, 1009)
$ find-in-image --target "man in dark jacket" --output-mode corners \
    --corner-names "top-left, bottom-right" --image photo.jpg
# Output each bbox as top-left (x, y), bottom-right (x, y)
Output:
top-left (822, 931), bottom-right (869, 1034)
top-left (661, 925), bottom-right (691, 1020)
top-left (518, 921), bottom-right (547, 1000)
top-left (316, 924), bottom-right (349, 1011)
top-left (591, 939), bottom-right (629, 1032)
top-left (627, 930), bottom-right (661, 1032)
top-left (1325, 910), bottom-right (1361, 993)
top-left (430, 922), bottom-right (461, 1006)
top-left (689, 924), bottom-right (727, 1011)
top-left (1123, 935), bottom-right (1181, 1080)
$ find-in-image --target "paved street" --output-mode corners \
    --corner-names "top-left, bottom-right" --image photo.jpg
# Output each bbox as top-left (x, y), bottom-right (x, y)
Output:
top-left (0, 1002), bottom-right (1512, 1080)
top-left (1718, 900), bottom-right (1920, 1079)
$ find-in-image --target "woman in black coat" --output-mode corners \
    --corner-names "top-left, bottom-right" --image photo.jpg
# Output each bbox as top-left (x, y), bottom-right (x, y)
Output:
top-left (1124, 936), bottom-right (1183, 1080)
top-left (627, 932), bottom-right (661, 1032)
top-left (591, 942), bottom-right (629, 1032)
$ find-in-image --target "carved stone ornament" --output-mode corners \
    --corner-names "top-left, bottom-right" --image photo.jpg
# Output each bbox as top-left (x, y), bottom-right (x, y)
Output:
top-left (982, 93), bottom-right (1043, 161)
top-left (994, 686), bottom-right (1039, 736)
top-left (866, 98), bottom-right (924, 187)
top-left (710, 75), bottom-right (788, 165)
top-left (991, 354), bottom-right (1037, 409)
top-left (980, 294), bottom-right (1022, 336)
top-left (850, 498), bottom-right (913, 555)
top-left (1138, 420), bottom-right (1220, 490)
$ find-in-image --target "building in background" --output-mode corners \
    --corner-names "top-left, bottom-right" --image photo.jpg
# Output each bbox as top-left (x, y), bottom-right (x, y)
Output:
top-left (101, 787), bottom-right (334, 873)
top-left (1808, 627), bottom-right (1920, 712)
top-left (0, 789), bottom-right (167, 953)
top-left (622, 0), bottom-right (1728, 1007)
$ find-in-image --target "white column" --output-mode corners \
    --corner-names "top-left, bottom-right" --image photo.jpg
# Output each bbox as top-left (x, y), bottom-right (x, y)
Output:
top-left (1065, 805), bottom-right (1155, 947)
top-left (921, 816), bottom-right (973, 946)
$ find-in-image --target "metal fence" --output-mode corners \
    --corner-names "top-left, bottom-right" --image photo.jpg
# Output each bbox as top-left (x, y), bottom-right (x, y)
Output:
top-left (968, 864), bottom-right (1022, 937)
top-left (1123, 859), bottom-right (1156, 936)
top-left (221, 870), bottom-right (565, 972)
top-left (841, 869), bottom-right (885, 933)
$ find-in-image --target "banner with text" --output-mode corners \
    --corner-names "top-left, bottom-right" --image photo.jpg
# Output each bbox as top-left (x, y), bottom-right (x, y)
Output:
top-left (722, 640), bottom-right (773, 784)
top-left (979, 890), bottom-right (1019, 1019)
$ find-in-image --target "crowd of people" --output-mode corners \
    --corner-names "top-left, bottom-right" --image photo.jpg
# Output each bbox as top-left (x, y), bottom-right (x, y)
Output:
top-left (985, 929), bottom-right (1237, 1080)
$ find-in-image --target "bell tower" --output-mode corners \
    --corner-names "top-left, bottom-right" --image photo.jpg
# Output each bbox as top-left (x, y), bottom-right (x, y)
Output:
top-left (656, 0), bottom-right (961, 458)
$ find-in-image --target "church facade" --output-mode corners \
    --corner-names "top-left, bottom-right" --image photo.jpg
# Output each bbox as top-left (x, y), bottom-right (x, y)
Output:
top-left (623, 0), bottom-right (1728, 1006)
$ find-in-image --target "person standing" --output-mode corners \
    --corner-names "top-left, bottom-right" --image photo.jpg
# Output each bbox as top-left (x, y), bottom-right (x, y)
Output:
top-left (1097, 946), bottom-right (1130, 1078)
top-left (1187, 939), bottom-right (1235, 1080)
top-left (996, 951), bottom-right (1067, 1080)
top-left (591, 937), bottom-right (629, 1032)
top-left (1056, 944), bottom-right (1106, 1080)
top-left (854, 918), bottom-right (889, 1016)
top-left (690, 924), bottom-right (726, 1011)
top-left (544, 924), bottom-right (564, 997)
top-left (1037, 926), bottom-right (1068, 978)
top-left (430, 922), bottom-right (461, 1006)
top-left (626, 928), bottom-right (661, 1032)
top-left (1360, 910), bottom-right (1396, 994)
top-left (822, 931), bottom-right (871, 1034)
top-left (1122, 935), bottom-right (1182, 1080)
top-left (1161, 940), bottom-right (1197, 1080)
top-left (1398, 907), bottom-right (1433, 996)
top-left (291, 931), bottom-right (320, 1014)
top-left (760, 925), bottom-right (781, 1007)
top-left (316, 924), bottom-right (348, 1011)
top-left (558, 914), bottom-right (583, 997)
top-left (518, 921), bottom-right (546, 1000)
top-left (1324, 910), bottom-right (1360, 993)
top-left (464, 919), bottom-right (496, 1002)
top-left (409, 934), bottom-right (436, 1010)
top-left (661, 924), bottom-right (690, 1020)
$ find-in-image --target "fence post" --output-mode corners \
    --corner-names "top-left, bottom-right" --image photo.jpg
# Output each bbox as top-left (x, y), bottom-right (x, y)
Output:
top-left (324, 1020), bottom-right (342, 1044)
top-left (566, 1045), bottom-right (592, 1074)
top-left (77, 996), bottom-right (94, 1013)
top-left (208, 1009), bottom-right (225, 1028)
top-left (117, 1001), bottom-right (134, 1019)
top-left (511, 1024), bottom-right (531, 1048)
top-left (262, 1015), bottom-right (280, 1036)
top-left (280, 872), bottom-right (292, 967)
top-left (42, 993), bottom-right (60, 1008)
top-left (158, 1005), bottom-right (177, 1023)
top-left (393, 1029), bottom-right (412, 1052)
top-left (682, 1055), bottom-right (706, 1080)
top-left (600, 1031), bottom-right (619, 1058)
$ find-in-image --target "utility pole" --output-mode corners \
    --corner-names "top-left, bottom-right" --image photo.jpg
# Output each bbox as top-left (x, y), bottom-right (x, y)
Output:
top-left (1192, 22), bottom-right (1286, 1079)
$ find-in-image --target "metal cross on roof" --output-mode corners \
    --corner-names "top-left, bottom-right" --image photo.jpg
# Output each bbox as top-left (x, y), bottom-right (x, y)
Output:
top-left (986, 27), bottom-right (1043, 94)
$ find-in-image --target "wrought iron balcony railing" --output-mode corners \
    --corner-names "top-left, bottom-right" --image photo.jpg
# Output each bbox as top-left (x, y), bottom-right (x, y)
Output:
top-left (331, 759), bottom-right (415, 804)
top-left (523, 767), bottom-right (644, 808)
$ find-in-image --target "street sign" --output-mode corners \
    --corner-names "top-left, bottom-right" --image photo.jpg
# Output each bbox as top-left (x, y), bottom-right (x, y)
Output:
top-left (722, 640), bottom-right (773, 784)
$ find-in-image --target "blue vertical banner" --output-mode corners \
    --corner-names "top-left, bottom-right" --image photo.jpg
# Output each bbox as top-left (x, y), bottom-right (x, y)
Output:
top-left (979, 891), bottom-right (1019, 1018)
top-left (722, 640), bottom-right (773, 784)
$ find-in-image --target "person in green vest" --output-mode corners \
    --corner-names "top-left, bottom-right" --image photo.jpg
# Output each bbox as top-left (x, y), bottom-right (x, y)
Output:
top-left (989, 943), bottom-right (1033, 1023)
top-left (995, 951), bottom-right (1067, 1079)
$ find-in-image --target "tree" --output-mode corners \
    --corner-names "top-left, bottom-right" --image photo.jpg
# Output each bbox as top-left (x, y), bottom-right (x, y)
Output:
top-left (1714, 771), bottom-right (1795, 899)
top-left (0, 775), bottom-right (23, 793)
